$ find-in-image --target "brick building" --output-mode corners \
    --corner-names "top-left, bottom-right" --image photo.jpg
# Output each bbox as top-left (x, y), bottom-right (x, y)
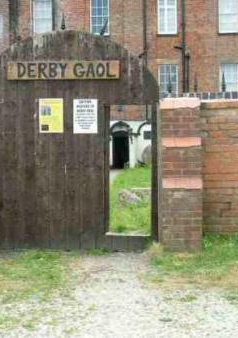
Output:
top-left (2, 1), bottom-right (238, 95)
top-left (1, 1), bottom-right (238, 167)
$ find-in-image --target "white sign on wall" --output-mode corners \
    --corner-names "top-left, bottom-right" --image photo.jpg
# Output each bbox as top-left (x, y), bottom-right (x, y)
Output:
top-left (73, 99), bottom-right (98, 134)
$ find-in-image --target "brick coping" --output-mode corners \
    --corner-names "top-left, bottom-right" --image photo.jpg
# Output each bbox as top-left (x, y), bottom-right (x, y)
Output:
top-left (160, 98), bottom-right (200, 109)
top-left (201, 100), bottom-right (238, 109)
top-left (163, 177), bottom-right (203, 189)
top-left (162, 137), bottom-right (201, 147)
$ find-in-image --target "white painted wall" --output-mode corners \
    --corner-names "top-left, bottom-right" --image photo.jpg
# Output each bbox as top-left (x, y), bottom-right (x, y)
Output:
top-left (136, 124), bottom-right (151, 163)
top-left (109, 121), bottom-right (152, 168)
top-left (129, 137), bottom-right (137, 168)
top-left (109, 136), bottom-right (113, 167)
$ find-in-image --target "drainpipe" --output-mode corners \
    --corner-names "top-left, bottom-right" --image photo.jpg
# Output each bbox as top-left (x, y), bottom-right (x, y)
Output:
top-left (181, 0), bottom-right (186, 93)
top-left (175, 0), bottom-right (190, 93)
top-left (9, 0), bottom-right (18, 43)
top-left (142, 0), bottom-right (149, 120)
top-left (142, 0), bottom-right (148, 67)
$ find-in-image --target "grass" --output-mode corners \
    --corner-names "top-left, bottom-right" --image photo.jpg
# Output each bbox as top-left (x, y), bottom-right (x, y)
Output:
top-left (0, 250), bottom-right (66, 303)
top-left (110, 166), bottom-right (151, 234)
top-left (149, 234), bottom-right (238, 299)
top-left (86, 248), bottom-right (109, 256)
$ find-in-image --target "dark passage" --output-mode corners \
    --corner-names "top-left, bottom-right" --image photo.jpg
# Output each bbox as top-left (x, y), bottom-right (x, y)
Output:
top-left (113, 131), bottom-right (129, 169)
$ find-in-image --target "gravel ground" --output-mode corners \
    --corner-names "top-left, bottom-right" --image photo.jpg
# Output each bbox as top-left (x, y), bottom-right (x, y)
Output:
top-left (1, 253), bottom-right (238, 338)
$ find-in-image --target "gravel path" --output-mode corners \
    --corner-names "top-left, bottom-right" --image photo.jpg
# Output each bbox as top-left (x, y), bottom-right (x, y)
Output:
top-left (1, 253), bottom-right (238, 337)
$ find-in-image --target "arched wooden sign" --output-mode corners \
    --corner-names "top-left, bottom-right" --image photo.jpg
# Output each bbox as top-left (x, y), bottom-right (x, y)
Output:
top-left (0, 31), bottom-right (159, 250)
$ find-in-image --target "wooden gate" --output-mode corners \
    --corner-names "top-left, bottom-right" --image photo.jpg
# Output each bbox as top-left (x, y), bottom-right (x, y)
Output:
top-left (0, 31), bottom-right (159, 250)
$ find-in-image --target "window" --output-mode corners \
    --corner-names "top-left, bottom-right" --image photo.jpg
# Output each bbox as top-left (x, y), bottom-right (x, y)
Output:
top-left (158, 0), bottom-right (177, 34)
top-left (33, 0), bottom-right (53, 34)
top-left (158, 64), bottom-right (178, 97)
top-left (219, 0), bottom-right (238, 33)
top-left (91, 0), bottom-right (109, 35)
top-left (0, 14), bottom-right (3, 39)
top-left (221, 64), bottom-right (238, 91)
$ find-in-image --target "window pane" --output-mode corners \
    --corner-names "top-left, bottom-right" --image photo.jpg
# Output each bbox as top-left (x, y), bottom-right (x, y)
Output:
top-left (159, 64), bottom-right (178, 96)
top-left (34, 0), bottom-right (52, 34)
top-left (159, 8), bottom-right (165, 32)
top-left (91, 0), bottom-right (109, 35)
top-left (220, 0), bottom-right (236, 13)
top-left (219, 0), bottom-right (238, 32)
top-left (221, 64), bottom-right (238, 91)
top-left (167, 8), bottom-right (176, 31)
top-left (158, 0), bottom-right (177, 34)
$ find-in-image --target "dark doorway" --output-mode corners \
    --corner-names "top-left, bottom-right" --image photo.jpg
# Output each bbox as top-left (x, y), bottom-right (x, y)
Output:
top-left (113, 131), bottom-right (129, 169)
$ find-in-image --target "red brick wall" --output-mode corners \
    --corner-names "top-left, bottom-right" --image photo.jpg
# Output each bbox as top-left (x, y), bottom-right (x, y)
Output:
top-left (4, 1), bottom-right (238, 94)
top-left (18, 1), bottom-right (32, 40)
top-left (159, 98), bottom-right (238, 250)
top-left (201, 100), bottom-right (238, 233)
top-left (110, 105), bottom-right (146, 121)
top-left (15, 1), bottom-right (141, 52)
top-left (147, 0), bottom-right (238, 94)
top-left (159, 98), bottom-right (203, 251)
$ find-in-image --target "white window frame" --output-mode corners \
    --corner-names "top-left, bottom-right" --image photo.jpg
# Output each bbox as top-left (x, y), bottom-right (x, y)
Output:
top-left (158, 64), bottom-right (179, 96)
top-left (219, 0), bottom-right (238, 33)
top-left (220, 63), bottom-right (238, 91)
top-left (157, 0), bottom-right (177, 35)
top-left (90, 0), bottom-right (110, 36)
top-left (33, 0), bottom-right (53, 34)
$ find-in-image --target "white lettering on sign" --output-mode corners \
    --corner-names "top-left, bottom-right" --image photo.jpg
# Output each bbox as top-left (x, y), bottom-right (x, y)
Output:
top-left (73, 99), bottom-right (98, 134)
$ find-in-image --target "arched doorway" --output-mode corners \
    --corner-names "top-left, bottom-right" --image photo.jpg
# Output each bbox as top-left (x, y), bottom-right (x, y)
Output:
top-left (111, 122), bottom-right (131, 169)
top-left (113, 130), bottom-right (129, 169)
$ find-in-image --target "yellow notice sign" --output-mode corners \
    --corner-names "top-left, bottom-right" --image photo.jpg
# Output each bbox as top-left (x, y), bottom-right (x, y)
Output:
top-left (39, 98), bottom-right (63, 133)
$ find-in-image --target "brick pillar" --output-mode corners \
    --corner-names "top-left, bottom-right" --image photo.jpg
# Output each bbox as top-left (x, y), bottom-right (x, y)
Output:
top-left (159, 98), bottom-right (203, 251)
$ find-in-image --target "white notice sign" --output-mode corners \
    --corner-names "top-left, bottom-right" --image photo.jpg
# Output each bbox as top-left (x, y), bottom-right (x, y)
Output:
top-left (73, 99), bottom-right (98, 134)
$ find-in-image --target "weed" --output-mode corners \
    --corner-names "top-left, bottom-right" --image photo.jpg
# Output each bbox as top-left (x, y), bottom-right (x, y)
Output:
top-left (226, 292), bottom-right (238, 304)
top-left (64, 327), bottom-right (77, 335)
top-left (22, 321), bottom-right (36, 331)
top-left (0, 315), bottom-right (20, 330)
top-left (159, 317), bottom-right (173, 322)
top-left (87, 248), bottom-right (109, 256)
top-left (179, 294), bottom-right (198, 302)
top-left (87, 304), bottom-right (97, 312)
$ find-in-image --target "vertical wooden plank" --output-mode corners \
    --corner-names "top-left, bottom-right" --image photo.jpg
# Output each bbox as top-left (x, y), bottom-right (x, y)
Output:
top-left (92, 102), bottom-right (107, 248)
top-left (102, 105), bottom-right (110, 238)
top-left (16, 82), bottom-right (28, 248)
top-left (0, 106), bottom-right (4, 247)
top-left (22, 98), bottom-right (37, 247)
top-left (151, 102), bottom-right (159, 241)
top-left (2, 100), bottom-right (21, 248)
top-left (64, 84), bottom-right (80, 250)
top-left (34, 87), bottom-right (51, 248)
top-left (48, 135), bottom-right (66, 249)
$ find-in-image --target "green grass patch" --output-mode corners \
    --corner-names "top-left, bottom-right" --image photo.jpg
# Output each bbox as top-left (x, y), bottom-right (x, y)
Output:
top-left (0, 250), bottom-right (66, 303)
top-left (149, 234), bottom-right (238, 296)
top-left (110, 166), bottom-right (151, 234)
top-left (86, 248), bottom-right (109, 256)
